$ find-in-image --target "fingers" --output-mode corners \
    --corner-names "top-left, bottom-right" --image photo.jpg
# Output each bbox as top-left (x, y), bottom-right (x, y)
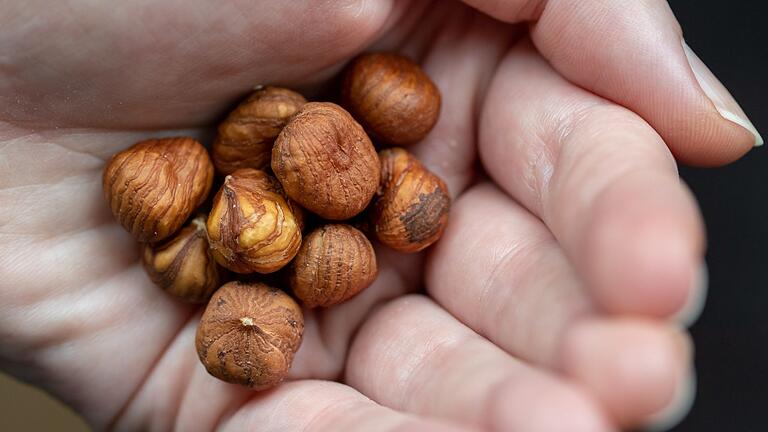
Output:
top-left (401, 7), bottom-right (514, 196)
top-left (425, 183), bottom-right (692, 426)
top-left (346, 295), bottom-right (613, 432)
top-left (290, 11), bottom-right (514, 382)
top-left (560, 317), bottom-right (692, 426)
top-left (289, 246), bottom-right (424, 381)
top-left (220, 381), bottom-right (473, 432)
top-left (480, 41), bottom-right (705, 317)
top-left (114, 322), bottom-right (471, 432)
top-left (461, 0), bottom-right (761, 165)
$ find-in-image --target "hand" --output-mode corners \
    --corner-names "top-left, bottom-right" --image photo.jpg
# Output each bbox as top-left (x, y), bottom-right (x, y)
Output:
top-left (0, 1), bottom-right (759, 431)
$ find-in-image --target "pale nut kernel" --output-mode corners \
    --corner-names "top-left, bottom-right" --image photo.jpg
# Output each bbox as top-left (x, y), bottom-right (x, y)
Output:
top-left (207, 169), bottom-right (302, 274)
top-left (141, 215), bottom-right (224, 303)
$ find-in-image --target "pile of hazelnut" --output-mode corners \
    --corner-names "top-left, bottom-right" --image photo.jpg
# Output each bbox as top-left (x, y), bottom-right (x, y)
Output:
top-left (102, 53), bottom-right (449, 389)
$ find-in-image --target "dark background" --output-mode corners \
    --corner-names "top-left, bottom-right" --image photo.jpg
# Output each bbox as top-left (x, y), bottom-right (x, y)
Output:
top-left (670, 0), bottom-right (767, 431)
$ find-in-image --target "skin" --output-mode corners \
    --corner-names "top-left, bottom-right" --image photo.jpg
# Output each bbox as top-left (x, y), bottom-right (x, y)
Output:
top-left (0, 1), bottom-right (757, 430)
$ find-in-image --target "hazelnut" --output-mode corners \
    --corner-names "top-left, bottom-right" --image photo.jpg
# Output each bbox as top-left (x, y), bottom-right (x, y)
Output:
top-left (272, 102), bottom-right (380, 220)
top-left (213, 86), bottom-right (306, 175)
top-left (141, 215), bottom-right (223, 303)
top-left (289, 224), bottom-right (377, 308)
top-left (196, 281), bottom-right (304, 389)
top-left (207, 169), bottom-right (302, 274)
top-left (103, 137), bottom-right (214, 242)
top-left (341, 52), bottom-right (441, 146)
top-left (371, 148), bottom-right (450, 253)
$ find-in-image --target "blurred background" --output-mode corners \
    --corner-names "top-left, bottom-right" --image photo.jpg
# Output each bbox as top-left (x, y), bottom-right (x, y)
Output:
top-left (0, 0), bottom-right (765, 431)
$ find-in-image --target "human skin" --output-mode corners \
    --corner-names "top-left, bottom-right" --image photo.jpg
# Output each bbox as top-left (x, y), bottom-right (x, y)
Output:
top-left (0, 1), bottom-right (760, 431)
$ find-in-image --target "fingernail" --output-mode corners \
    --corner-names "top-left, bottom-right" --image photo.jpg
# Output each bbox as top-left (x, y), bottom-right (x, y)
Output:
top-left (672, 262), bottom-right (708, 327)
top-left (683, 40), bottom-right (763, 147)
top-left (644, 367), bottom-right (696, 431)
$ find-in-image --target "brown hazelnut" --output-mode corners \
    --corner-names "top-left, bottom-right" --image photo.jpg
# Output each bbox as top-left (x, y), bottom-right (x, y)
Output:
top-left (213, 86), bottom-right (306, 175)
top-left (195, 281), bottom-right (304, 389)
top-left (207, 169), bottom-right (302, 274)
top-left (289, 224), bottom-right (377, 308)
top-left (341, 52), bottom-right (441, 146)
top-left (371, 148), bottom-right (450, 253)
top-left (103, 137), bottom-right (214, 242)
top-left (272, 102), bottom-right (380, 220)
top-left (141, 215), bottom-right (223, 303)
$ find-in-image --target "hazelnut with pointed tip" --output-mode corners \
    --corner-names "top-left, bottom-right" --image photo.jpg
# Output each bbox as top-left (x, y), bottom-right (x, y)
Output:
top-left (141, 215), bottom-right (223, 303)
top-left (207, 169), bottom-right (302, 274)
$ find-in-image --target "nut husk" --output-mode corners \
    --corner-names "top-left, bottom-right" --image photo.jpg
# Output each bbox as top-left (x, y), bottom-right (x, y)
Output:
top-left (371, 148), bottom-right (450, 253)
top-left (103, 137), bottom-right (214, 242)
top-left (141, 215), bottom-right (223, 303)
top-left (195, 281), bottom-right (304, 389)
top-left (213, 86), bottom-right (306, 175)
top-left (272, 102), bottom-right (380, 220)
top-left (289, 224), bottom-right (377, 308)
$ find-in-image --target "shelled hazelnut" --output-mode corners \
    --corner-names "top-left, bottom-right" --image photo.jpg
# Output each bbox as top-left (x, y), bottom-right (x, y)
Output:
top-left (196, 281), bottom-right (304, 389)
top-left (102, 137), bottom-right (214, 242)
top-left (207, 169), bottom-right (302, 274)
top-left (341, 52), bottom-right (441, 146)
top-left (371, 148), bottom-right (451, 253)
top-left (272, 102), bottom-right (380, 220)
top-left (101, 51), bottom-right (453, 391)
top-left (141, 215), bottom-right (223, 303)
top-left (289, 224), bottom-right (377, 308)
top-left (213, 86), bottom-right (306, 175)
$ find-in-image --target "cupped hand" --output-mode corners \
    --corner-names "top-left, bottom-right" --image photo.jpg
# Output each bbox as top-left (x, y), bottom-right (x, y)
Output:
top-left (0, 1), bottom-right (759, 431)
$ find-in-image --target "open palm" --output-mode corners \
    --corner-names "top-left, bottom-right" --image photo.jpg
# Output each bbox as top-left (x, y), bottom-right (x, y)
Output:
top-left (1, 1), bottom-right (759, 431)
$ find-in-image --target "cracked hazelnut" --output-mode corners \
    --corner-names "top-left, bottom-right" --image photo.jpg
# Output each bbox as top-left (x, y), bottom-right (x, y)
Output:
top-left (272, 102), bottom-right (380, 220)
top-left (207, 169), bottom-right (302, 274)
top-left (103, 137), bottom-right (214, 242)
top-left (289, 224), bottom-right (377, 308)
top-left (371, 148), bottom-right (450, 253)
top-left (196, 281), bottom-right (304, 389)
top-left (213, 86), bottom-right (306, 175)
top-left (341, 52), bottom-right (441, 146)
top-left (141, 215), bottom-right (223, 303)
